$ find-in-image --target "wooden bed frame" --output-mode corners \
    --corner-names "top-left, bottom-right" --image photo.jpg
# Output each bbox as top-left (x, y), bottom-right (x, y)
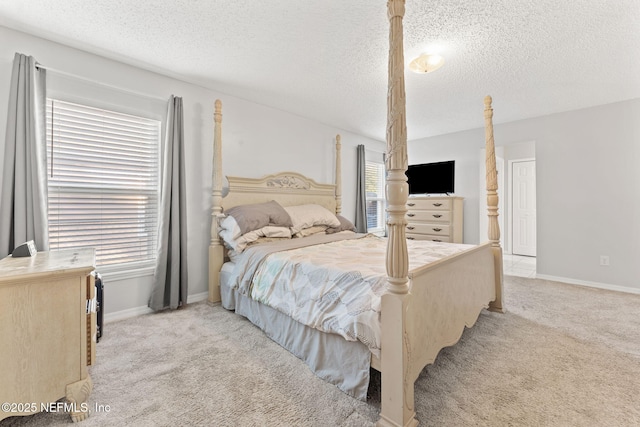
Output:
top-left (207, 2), bottom-right (504, 426)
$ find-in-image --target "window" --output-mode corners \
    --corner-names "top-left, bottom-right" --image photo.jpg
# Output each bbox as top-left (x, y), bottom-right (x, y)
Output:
top-left (46, 99), bottom-right (161, 269)
top-left (365, 160), bottom-right (386, 235)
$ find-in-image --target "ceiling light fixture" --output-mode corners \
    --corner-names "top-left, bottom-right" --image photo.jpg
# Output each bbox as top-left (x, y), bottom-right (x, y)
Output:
top-left (409, 54), bottom-right (445, 74)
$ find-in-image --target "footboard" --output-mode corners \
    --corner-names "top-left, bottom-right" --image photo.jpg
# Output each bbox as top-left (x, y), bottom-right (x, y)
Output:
top-left (377, 243), bottom-right (498, 427)
top-left (405, 242), bottom-right (496, 382)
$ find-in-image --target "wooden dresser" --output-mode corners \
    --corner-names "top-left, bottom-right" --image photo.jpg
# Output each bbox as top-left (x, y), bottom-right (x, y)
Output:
top-left (406, 196), bottom-right (464, 243)
top-left (0, 249), bottom-right (96, 422)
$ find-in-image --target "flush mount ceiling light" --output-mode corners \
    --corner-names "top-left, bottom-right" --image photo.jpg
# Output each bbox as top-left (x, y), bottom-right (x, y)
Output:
top-left (409, 54), bottom-right (445, 74)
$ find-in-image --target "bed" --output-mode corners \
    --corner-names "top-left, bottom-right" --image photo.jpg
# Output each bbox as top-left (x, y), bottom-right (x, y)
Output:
top-left (207, 2), bottom-right (504, 426)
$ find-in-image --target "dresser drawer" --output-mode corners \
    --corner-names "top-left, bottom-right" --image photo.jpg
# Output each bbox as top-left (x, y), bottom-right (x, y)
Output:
top-left (406, 199), bottom-right (451, 210)
top-left (406, 233), bottom-right (452, 243)
top-left (406, 210), bottom-right (451, 222)
top-left (406, 223), bottom-right (450, 236)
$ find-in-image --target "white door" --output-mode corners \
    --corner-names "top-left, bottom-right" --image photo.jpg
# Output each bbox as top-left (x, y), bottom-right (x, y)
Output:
top-left (512, 160), bottom-right (536, 256)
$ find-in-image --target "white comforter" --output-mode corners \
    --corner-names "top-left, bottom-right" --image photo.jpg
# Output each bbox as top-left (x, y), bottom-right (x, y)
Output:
top-left (229, 233), bottom-right (474, 358)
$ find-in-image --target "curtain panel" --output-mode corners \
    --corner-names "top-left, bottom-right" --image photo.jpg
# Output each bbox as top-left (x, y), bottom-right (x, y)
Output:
top-left (0, 53), bottom-right (48, 258)
top-left (354, 144), bottom-right (367, 233)
top-left (149, 96), bottom-right (188, 311)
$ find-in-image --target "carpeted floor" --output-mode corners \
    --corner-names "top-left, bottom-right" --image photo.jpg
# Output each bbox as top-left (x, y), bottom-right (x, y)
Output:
top-left (2, 275), bottom-right (639, 426)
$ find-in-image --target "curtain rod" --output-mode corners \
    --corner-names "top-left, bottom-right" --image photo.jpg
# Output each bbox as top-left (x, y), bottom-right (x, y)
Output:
top-left (35, 64), bottom-right (169, 103)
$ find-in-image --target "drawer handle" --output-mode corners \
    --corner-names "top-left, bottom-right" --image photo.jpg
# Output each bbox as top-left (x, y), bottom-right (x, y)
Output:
top-left (433, 239), bottom-right (442, 242)
top-left (432, 214), bottom-right (442, 218)
top-left (433, 228), bottom-right (442, 232)
top-left (407, 226), bottom-right (415, 230)
top-left (407, 237), bottom-right (415, 240)
top-left (407, 203), bottom-right (415, 206)
top-left (407, 213), bottom-right (415, 217)
top-left (433, 203), bottom-right (443, 207)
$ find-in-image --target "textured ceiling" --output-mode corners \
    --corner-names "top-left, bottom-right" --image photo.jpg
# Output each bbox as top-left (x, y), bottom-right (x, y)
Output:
top-left (1, 0), bottom-right (639, 141)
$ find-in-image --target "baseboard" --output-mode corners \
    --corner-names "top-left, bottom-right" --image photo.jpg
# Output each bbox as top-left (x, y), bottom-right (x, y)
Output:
top-left (104, 291), bottom-right (210, 324)
top-left (104, 305), bottom-right (153, 324)
top-left (535, 274), bottom-right (640, 295)
top-left (187, 292), bottom-right (210, 303)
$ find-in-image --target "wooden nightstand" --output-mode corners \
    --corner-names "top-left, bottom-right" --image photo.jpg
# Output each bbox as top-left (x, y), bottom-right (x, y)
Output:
top-left (0, 248), bottom-right (96, 422)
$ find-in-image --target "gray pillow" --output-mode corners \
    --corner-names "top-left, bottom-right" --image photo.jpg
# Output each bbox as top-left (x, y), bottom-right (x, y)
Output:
top-left (224, 200), bottom-right (293, 235)
top-left (326, 215), bottom-right (357, 234)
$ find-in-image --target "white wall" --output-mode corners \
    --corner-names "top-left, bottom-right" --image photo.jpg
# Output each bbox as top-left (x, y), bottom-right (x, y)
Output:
top-left (0, 26), bottom-right (385, 317)
top-left (407, 128), bottom-right (486, 245)
top-left (409, 99), bottom-right (640, 292)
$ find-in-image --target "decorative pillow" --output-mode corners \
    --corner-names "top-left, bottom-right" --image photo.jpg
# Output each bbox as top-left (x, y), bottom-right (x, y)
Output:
top-left (221, 200), bottom-right (293, 239)
top-left (221, 225), bottom-right (292, 253)
top-left (326, 215), bottom-right (357, 234)
top-left (284, 204), bottom-right (341, 234)
top-left (219, 215), bottom-right (243, 241)
top-left (294, 225), bottom-right (328, 238)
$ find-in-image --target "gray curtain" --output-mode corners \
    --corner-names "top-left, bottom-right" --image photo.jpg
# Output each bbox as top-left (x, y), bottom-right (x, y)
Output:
top-left (0, 53), bottom-right (48, 258)
top-left (149, 96), bottom-right (188, 311)
top-left (354, 144), bottom-right (367, 233)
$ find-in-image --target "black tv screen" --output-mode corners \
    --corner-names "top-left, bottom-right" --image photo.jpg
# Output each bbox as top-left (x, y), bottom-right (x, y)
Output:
top-left (406, 161), bottom-right (455, 194)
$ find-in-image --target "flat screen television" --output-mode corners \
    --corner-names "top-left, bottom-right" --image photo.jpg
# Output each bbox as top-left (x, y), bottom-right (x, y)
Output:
top-left (406, 160), bottom-right (455, 195)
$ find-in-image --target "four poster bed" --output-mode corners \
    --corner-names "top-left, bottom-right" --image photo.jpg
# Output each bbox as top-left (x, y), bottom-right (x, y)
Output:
top-left (207, 1), bottom-right (504, 426)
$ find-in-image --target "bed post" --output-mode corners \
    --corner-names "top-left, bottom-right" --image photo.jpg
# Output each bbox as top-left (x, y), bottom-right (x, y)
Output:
top-left (378, 1), bottom-right (417, 426)
top-left (484, 96), bottom-right (505, 313)
top-left (208, 99), bottom-right (223, 303)
top-left (335, 134), bottom-right (342, 215)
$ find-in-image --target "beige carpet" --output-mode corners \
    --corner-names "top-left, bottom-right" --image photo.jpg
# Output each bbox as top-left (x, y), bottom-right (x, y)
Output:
top-left (2, 276), bottom-right (639, 427)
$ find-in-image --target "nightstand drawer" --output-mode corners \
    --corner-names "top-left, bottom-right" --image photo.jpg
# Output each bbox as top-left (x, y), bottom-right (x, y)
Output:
top-left (406, 210), bottom-right (451, 222)
top-left (406, 233), bottom-right (452, 243)
top-left (406, 199), bottom-right (451, 210)
top-left (406, 223), bottom-right (450, 236)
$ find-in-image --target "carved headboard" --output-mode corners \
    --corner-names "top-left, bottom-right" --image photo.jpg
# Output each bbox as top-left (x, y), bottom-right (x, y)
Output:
top-left (221, 171), bottom-right (337, 213)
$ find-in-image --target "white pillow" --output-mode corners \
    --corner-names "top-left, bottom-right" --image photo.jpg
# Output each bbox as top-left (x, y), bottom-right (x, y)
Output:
top-left (219, 215), bottom-right (242, 240)
top-left (220, 200), bottom-right (292, 238)
top-left (222, 225), bottom-right (292, 253)
top-left (284, 204), bottom-right (341, 234)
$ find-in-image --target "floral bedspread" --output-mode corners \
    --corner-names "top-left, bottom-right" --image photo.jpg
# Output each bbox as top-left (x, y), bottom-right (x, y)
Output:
top-left (229, 233), bottom-right (474, 357)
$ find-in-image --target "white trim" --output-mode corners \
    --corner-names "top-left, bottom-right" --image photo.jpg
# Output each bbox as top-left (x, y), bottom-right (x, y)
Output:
top-left (103, 292), bottom-right (210, 324)
top-left (104, 305), bottom-right (152, 324)
top-left (100, 266), bottom-right (154, 282)
top-left (187, 292), bottom-right (209, 304)
top-left (535, 274), bottom-right (640, 295)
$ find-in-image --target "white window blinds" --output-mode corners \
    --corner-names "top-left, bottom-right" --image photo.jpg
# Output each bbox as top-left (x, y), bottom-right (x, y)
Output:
top-left (46, 99), bottom-right (161, 268)
top-left (365, 161), bottom-right (386, 233)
